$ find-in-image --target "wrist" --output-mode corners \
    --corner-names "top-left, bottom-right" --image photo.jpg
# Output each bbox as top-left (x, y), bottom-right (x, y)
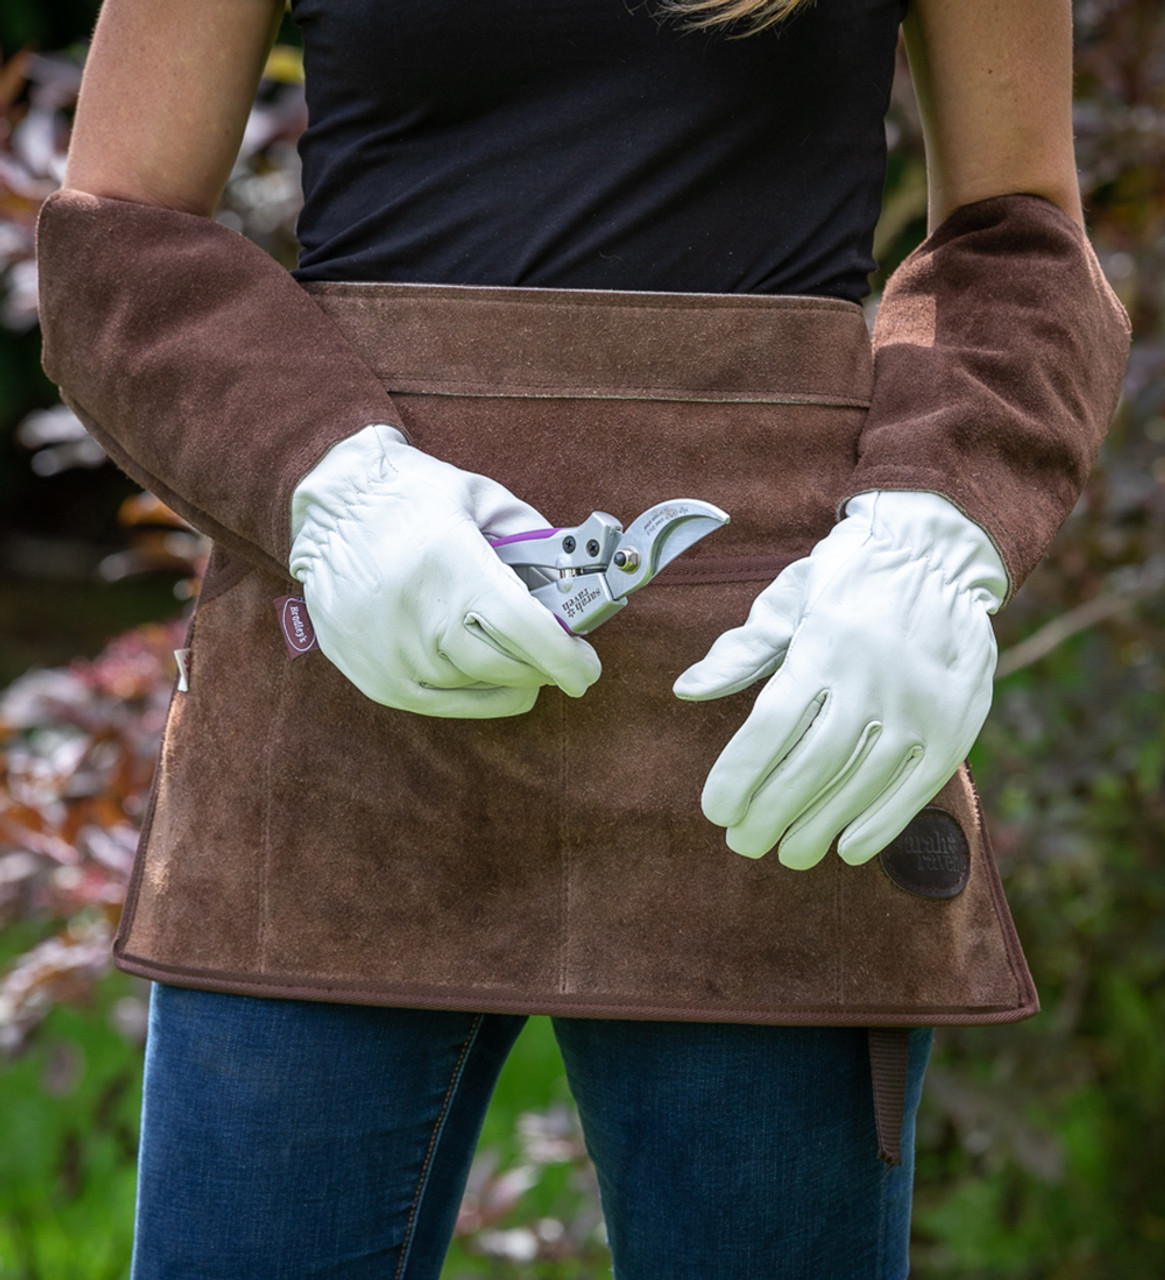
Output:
top-left (289, 422), bottom-right (410, 548)
top-left (843, 490), bottom-right (1008, 612)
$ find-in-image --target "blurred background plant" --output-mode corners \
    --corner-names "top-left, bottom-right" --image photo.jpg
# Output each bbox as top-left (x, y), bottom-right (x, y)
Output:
top-left (1, 1), bottom-right (1164, 1277)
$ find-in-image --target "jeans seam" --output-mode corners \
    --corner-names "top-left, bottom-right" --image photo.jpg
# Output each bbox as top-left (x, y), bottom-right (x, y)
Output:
top-left (876, 1161), bottom-right (890, 1280)
top-left (393, 1013), bottom-right (485, 1280)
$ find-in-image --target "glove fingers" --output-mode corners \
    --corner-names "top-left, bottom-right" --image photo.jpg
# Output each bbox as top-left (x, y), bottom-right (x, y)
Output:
top-left (831, 674), bottom-right (993, 865)
top-left (440, 611), bottom-right (590, 691)
top-left (310, 608), bottom-right (537, 713)
top-left (700, 679), bottom-right (830, 830)
top-left (775, 738), bottom-right (925, 870)
top-left (673, 627), bottom-right (790, 700)
top-left (722, 715), bottom-right (884, 865)
top-left (465, 473), bottom-right (555, 541)
top-left (835, 755), bottom-right (962, 866)
top-left (452, 562), bottom-right (602, 698)
top-left (399, 681), bottom-right (540, 719)
top-left (673, 559), bottom-right (809, 701)
top-left (439, 616), bottom-right (554, 689)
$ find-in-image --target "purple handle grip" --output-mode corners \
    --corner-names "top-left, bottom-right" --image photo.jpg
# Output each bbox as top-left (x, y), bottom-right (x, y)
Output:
top-left (487, 527), bottom-right (560, 548)
top-left (489, 526), bottom-right (578, 635)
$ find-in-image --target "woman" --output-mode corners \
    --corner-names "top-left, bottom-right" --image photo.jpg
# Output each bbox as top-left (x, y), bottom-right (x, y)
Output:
top-left (37, 0), bottom-right (1128, 1275)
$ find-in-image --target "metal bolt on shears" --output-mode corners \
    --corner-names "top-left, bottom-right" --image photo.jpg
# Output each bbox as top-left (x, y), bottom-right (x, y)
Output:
top-left (490, 499), bottom-right (730, 635)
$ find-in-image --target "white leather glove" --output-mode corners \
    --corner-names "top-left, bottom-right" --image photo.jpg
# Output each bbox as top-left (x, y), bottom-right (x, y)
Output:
top-left (289, 423), bottom-right (601, 717)
top-left (673, 491), bottom-right (1007, 868)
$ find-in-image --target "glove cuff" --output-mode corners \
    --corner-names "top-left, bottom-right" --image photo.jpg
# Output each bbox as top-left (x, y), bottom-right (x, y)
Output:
top-left (289, 422), bottom-right (410, 549)
top-left (844, 490), bottom-right (1008, 613)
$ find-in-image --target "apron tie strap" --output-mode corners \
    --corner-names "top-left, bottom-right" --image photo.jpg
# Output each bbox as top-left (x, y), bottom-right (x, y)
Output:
top-left (868, 1027), bottom-right (913, 1166)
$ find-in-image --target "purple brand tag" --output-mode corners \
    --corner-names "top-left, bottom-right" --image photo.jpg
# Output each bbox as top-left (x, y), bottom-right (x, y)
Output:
top-left (275, 595), bottom-right (319, 657)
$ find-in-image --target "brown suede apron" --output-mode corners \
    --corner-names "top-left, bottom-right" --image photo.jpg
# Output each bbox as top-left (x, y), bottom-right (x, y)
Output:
top-left (113, 283), bottom-right (1037, 1155)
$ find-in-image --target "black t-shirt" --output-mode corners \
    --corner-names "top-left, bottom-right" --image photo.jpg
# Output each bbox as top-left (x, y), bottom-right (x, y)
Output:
top-left (290, 0), bottom-right (906, 301)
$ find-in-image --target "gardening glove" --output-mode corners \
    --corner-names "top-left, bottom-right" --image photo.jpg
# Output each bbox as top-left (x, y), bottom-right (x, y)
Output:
top-left (289, 422), bottom-right (601, 717)
top-left (673, 490), bottom-right (1007, 867)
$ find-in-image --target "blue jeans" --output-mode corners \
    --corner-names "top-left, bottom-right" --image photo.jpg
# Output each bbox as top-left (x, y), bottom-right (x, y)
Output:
top-left (132, 984), bottom-right (932, 1279)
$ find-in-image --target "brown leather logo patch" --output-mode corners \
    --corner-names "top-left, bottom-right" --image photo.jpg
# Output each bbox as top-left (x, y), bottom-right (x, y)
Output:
top-left (878, 807), bottom-right (970, 899)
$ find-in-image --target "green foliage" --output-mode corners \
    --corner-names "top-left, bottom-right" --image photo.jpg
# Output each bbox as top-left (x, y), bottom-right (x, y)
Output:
top-left (0, 1005), bottom-right (600, 1280)
top-left (0, 970), bottom-right (142, 1280)
top-left (913, 612), bottom-right (1165, 1276)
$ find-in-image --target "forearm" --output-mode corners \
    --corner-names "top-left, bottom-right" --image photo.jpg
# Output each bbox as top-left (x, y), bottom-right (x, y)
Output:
top-left (903, 0), bottom-right (1082, 229)
top-left (64, 0), bottom-right (284, 215)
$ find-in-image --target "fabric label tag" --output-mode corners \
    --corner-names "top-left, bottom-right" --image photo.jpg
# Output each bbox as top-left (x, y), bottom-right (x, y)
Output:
top-left (173, 648), bottom-right (192, 692)
top-left (275, 595), bottom-right (319, 658)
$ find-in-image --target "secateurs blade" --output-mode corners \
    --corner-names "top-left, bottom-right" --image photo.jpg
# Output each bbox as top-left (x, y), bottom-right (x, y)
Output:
top-left (490, 499), bottom-right (730, 635)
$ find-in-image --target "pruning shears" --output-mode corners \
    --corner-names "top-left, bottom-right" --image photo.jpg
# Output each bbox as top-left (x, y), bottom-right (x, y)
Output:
top-left (490, 499), bottom-right (729, 635)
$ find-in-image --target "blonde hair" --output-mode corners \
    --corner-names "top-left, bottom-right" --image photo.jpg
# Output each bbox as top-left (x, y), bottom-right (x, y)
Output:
top-left (661, 0), bottom-right (815, 34)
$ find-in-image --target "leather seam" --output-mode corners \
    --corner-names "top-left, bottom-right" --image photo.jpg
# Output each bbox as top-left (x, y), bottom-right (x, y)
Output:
top-left (382, 385), bottom-right (870, 407)
top-left (302, 281), bottom-right (863, 317)
top-left (107, 954), bottom-right (1037, 1023)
